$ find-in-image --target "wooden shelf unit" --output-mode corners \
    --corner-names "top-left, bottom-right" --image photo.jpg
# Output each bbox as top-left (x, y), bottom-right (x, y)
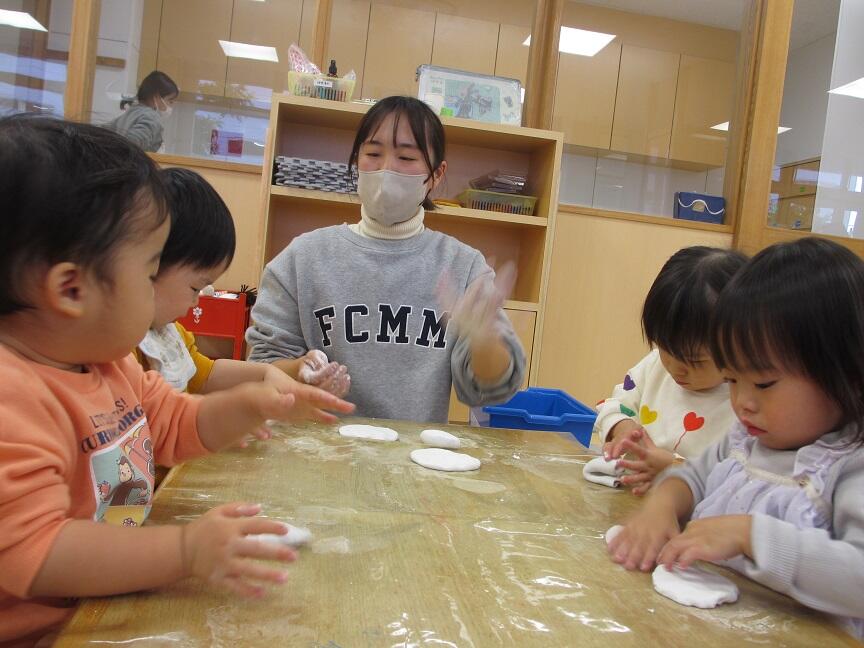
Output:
top-left (260, 94), bottom-right (563, 422)
top-left (770, 158), bottom-right (820, 231)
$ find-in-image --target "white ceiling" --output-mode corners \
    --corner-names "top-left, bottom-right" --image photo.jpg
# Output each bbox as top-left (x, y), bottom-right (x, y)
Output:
top-left (788, 0), bottom-right (840, 51)
top-left (576, 0), bottom-right (839, 51)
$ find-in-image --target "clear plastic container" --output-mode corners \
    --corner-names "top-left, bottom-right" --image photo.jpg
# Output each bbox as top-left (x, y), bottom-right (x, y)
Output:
top-left (457, 189), bottom-right (537, 215)
top-left (286, 71), bottom-right (355, 102)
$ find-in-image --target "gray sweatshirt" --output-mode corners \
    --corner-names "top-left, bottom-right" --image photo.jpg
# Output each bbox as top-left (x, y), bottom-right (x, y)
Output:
top-left (246, 225), bottom-right (525, 423)
top-left (664, 426), bottom-right (864, 638)
top-left (105, 104), bottom-right (163, 152)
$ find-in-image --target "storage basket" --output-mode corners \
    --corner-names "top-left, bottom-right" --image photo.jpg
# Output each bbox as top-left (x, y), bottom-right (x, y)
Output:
top-left (286, 71), bottom-right (355, 102)
top-left (457, 189), bottom-right (537, 215)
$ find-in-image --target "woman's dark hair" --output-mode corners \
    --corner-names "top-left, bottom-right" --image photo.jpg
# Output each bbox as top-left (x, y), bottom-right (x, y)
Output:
top-left (642, 246), bottom-right (748, 363)
top-left (711, 237), bottom-right (864, 435)
top-left (348, 96), bottom-right (445, 210)
top-left (158, 168), bottom-right (236, 272)
top-left (136, 70), bottom-right (179, 106)
top-left (0, 114), bottom-right (168, 315)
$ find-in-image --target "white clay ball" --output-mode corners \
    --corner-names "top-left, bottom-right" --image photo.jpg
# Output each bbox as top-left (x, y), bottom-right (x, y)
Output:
top-left (410, 448), bottom-right (480, 472)
top-left (420, 429), bottom-right (461, 449)
top-left (339, 424), bottom-right (398, 442)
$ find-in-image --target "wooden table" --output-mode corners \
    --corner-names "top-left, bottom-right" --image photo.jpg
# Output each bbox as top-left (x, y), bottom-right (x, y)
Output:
top-left (56, 418), bottom-right (857, 647)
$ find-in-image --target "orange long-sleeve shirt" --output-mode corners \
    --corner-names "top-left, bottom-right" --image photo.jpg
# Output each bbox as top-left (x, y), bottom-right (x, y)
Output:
top-left (0, 346), bottom-right (207, 645)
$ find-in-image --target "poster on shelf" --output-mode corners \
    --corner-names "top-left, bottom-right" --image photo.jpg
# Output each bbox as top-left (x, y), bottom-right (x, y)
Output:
top-left (417, 65), bottom-right (522, 126)
top-left (209, 129), bottom-right (243, 157)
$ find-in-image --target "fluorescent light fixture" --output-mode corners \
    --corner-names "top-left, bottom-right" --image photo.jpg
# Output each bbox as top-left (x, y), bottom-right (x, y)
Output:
top-left (711, 121), bottom-right (791, 134)
top-left (218, 40), bottom-right (278, 62)
top-left (0, 9), bottom-right (47, 31)
top-left (523, 26), bottom-right (616, 57)
top-left (829, 76), bottom-right (864, 99)
top-left (845, 210), bottom-right (858, 235)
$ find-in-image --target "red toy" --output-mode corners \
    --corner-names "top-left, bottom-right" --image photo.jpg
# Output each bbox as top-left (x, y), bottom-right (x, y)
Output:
top-left (177, 292), bottom-right (250, 360)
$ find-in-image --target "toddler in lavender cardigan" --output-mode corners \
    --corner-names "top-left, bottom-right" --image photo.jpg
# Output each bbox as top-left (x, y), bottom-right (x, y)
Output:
top-left (608, 238), bottom-right (864, 640)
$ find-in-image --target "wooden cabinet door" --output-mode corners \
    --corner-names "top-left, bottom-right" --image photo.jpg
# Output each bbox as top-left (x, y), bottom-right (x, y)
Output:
top-left (610, 45), bottom-right (679, 158)
top-left (136, 0), bottom-right (162, 85)
top-left (328, 0), bottom-right (372, 96)
top-left (157, 0), bottom-right (232, 96)
top-left (431, 13), bottom-right (498, 76)
top-left (225, 0), bottom-right (303, 100)
top-left (552, 41), bottom-right (621, 149)
top-left (495, 23), bottom-right (530, 86)
top-left (448, 308), bottom-right (535, 424)
top-left (361, 3), bottom-right (434, 100)
top-left (670, 55), bottom-right (735, 167)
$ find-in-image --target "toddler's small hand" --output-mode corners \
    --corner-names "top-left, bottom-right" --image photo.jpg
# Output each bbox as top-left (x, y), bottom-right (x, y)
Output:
top-left (657, 515), bottom-right (753, 569)
top-left (603, 423), bottom-right (646, 460)
top-left (235, 384), bottom-right (298, 441)
top-left (615, 435), bottom-right (676, 494)
top-left (184, 502), bottom-right (297, 598)
top-left (264, 367), bottom-right (355, 423)
top-left (608, 504), bottom-right (680, 572)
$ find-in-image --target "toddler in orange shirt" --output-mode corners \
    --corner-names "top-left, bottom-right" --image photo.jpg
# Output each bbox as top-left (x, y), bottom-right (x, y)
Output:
top-left (0, 115), bottom-right (352, 646)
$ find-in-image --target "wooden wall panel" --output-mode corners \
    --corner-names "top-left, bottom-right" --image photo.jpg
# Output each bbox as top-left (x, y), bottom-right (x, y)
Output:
top-left (551, 41), bottom-right (621, 149)
top-left (361, 3), bottom-right (434, 99)
top-left (670, 55), bottom-right (736, 167)
top-left (538, 209), bottom-right (732, 407)
top-left (156, 0), bottom-right (232, 96)
top-left (225, 0), bottom-right (303, 99)
top-left (431, 13), bottom-right (498, 75)
top-left (610, 45), bottom-right (679, 158)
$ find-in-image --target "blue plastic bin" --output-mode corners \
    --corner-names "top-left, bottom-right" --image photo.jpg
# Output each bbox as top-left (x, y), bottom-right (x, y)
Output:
top-left (483, 387), bottom-right (597, 447)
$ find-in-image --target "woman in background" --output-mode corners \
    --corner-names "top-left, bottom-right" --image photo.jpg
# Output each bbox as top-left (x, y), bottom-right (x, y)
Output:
top-left (106, 70), bottom-right (178, 152)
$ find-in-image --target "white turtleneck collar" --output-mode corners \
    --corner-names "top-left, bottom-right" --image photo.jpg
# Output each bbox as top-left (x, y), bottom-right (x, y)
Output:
top-left (349, 204), bottom-right (425, 240)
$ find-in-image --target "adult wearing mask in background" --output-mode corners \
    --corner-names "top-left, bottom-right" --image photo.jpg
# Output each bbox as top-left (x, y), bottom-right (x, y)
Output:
top-left (245, 96), bottom-right (526, 424)
top-left (105, 70), bottom-right (178, 153)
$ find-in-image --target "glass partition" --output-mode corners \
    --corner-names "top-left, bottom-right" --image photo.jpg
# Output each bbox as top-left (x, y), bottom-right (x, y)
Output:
top-left (1, 0), bottom-right (68, 117)
top-left (767, 0), bottom-right (864, 239)
top-left (555, 0), bottom-right (746, 222)
top-left (88, 0), bottom-right (320, 165)
top-left (86, 0), bottom-right (536, 165)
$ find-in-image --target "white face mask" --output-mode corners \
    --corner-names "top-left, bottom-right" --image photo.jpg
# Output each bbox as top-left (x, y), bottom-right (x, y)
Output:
top-left (357, 169), bottom-right (429, 226)
top-left (157, 97), bottom-right (173, 118)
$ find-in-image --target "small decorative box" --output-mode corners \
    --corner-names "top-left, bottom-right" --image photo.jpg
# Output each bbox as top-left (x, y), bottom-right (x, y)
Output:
top-left (674, 192), bottom-right (726, 224)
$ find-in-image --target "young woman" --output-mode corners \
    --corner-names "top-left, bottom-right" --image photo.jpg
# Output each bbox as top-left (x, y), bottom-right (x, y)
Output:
top-left (246, 96), bottom-right (526, 423)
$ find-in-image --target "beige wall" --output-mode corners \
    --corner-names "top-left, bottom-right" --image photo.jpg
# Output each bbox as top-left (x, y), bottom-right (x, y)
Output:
top-left (538, 210), bottom-right (733, 407)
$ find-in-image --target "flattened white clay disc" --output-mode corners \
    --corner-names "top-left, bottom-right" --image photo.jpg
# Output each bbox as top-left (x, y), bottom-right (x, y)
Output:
top-left (339, 424), bottom-right (398, 442)
top-left (410, 448), bottom-right (480, 472)
top-left (652, 564), bottom-right (739, 608)
top-left (420, 429), bottom-right (461, 449)
top-left (605, 524), bottom-right (625, 545)
top-left (251, 523), bottom-right (313, 547)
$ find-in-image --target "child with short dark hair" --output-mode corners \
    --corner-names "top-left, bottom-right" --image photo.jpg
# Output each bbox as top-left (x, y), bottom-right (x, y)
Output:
top-left (138, 167), bottom-right (353, 419)
top-left (609, 238), bottom-right (864, 639)
top-left (594, 246), bottom-right (748, 493)
top-left (0, 116), bottom-right (346, 645)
